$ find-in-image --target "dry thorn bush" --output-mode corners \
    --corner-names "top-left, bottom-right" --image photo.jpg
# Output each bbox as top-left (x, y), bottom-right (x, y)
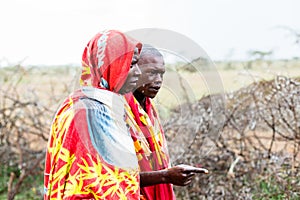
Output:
top-left (0, 65), bottom-right (77, 200)
top-left (165, 76), bottom-right (300, 199)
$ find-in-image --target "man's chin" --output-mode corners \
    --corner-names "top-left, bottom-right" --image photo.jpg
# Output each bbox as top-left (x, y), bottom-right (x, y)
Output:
top-left (147, 92), bottom-right (158, 99)
top-left (120, 86), bottom-right (137, 94)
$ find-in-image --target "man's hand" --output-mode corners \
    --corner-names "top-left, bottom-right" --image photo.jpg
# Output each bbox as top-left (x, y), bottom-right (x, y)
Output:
top-left (140, 164), bottom-right (208, 187)
top-left (164, 164), bottom-right (209, 186)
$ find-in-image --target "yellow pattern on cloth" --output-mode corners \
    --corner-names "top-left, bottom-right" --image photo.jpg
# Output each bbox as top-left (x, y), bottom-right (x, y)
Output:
top-left (44, 91), bottom-right (140, 199)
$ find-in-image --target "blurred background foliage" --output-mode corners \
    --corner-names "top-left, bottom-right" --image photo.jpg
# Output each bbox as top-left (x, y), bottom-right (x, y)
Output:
top-left (1, 28), bottom-right (300, 199)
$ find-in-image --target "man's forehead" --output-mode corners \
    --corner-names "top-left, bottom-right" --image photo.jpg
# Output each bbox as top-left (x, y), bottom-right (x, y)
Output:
top-left (139, 54), bottom-right (163, 63)
top-left (140, 63), bottom-right (165, 72)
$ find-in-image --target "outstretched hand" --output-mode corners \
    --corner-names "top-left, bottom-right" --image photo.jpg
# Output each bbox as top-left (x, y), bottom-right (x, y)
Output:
top-left (165, 164), bottom-right (209, 186)
top-left (140, 164), bottom-right (209, 187)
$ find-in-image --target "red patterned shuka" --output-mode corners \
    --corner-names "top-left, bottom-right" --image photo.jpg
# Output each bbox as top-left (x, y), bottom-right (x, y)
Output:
top-left (125, 94), bottom-right (176, 200)
top-left (44, 30), bottom-right (142, 200)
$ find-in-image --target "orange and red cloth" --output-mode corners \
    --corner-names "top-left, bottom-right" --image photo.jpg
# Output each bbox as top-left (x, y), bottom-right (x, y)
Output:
top-left (125, 94), bottom-right (176, 200)
top-left (44, 30), bottom-right (141, 199)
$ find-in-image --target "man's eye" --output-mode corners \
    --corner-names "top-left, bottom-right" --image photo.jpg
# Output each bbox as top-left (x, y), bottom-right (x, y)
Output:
top-left (131, 62), bottom-right (137, 68)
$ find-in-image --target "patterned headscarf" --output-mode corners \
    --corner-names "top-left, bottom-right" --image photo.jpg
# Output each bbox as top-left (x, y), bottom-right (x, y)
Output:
top-left (80, 30), bottom-right (142, 92)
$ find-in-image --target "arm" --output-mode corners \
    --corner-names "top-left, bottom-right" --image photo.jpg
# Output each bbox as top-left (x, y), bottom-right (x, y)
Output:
top-left (140, 165), bottom-right (208, 187)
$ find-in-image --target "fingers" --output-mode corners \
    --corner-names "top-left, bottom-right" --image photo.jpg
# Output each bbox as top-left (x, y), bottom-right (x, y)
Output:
top-left (183, 179), bottom-right (192, 186)
top-left (178, 164), bottom-right (209, 174)
top-left (185, 167), bottom-right (209, 174)
top-left (180, 172), bottom-right (195, 186)
top-left (185, 172), bottom-right (195, 178)
top-left (183, 174), bottom-right (194, 186)
top-left (170, 165), bottom-right (209, 186)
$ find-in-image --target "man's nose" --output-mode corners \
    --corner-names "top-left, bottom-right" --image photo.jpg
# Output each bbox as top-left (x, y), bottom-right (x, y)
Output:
top-left (133, 64), bottom-right (141, 76)
top-left (154, 74), bottom-right (162, 83)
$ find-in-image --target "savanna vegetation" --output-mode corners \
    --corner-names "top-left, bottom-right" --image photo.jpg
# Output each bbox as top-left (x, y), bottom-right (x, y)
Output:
top-left (1, 58), bottom-right (300, 199)
top-left (1, 26), bottom-right (300, 199)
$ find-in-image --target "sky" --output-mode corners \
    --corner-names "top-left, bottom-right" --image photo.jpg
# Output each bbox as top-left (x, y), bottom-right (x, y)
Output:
top-left (0, 0), bottom-right (299, 66)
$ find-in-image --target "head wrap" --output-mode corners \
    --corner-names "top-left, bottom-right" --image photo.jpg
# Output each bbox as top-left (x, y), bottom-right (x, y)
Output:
top-left (80, 30), bottom-right (142, 92)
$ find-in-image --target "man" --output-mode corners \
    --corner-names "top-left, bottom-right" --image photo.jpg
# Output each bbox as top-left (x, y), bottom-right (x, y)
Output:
top-left (125, 44), bottom-right (208, 200)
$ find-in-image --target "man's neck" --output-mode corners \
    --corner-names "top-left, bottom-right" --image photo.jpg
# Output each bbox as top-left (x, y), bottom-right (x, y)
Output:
top-left (133, 90), bottom-right (146, 111)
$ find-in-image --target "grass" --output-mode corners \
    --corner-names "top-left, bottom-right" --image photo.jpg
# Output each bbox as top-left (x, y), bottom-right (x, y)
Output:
top-left (0, 165), bottom-right (44, 200)
top-left (252, 176), bottom-right (300, 200)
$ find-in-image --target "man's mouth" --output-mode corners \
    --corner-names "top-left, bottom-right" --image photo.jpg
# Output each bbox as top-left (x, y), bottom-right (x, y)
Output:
top-left (148, 86), bottom-right (160, 92)
top-left (130, 79), bottom-right (139, 84)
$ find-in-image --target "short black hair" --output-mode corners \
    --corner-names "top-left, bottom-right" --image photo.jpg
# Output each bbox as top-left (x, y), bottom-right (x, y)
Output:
top-left (140, 44), bottom-right (163, 58)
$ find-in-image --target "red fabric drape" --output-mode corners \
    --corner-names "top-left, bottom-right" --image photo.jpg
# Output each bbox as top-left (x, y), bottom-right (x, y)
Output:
top-left (125, 93), bottom-right (176, 200)
top-left (44, 30), bottom-right (142, 199)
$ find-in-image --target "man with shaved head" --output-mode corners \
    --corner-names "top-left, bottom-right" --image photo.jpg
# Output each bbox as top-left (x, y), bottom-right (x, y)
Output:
top-left (125, 44), bottom-right (208, 200)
